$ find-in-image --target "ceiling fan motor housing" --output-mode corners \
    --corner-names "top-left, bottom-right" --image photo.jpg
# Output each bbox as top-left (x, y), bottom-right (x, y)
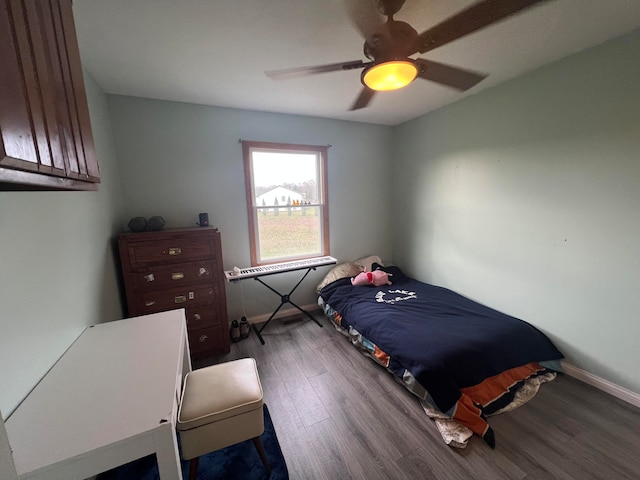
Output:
top-left (364, 19), bottom-right (418, 63)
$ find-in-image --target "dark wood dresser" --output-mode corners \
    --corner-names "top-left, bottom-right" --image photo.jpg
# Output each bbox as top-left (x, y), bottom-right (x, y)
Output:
top-left (117, 226), bottom-right (230, 360)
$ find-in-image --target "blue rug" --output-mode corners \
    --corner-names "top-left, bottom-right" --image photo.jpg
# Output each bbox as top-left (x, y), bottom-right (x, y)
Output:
top-left (98, 404), bottom-right (288, 480)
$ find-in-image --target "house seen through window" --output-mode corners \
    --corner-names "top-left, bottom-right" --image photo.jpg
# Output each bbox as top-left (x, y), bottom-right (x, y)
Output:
top-left (242, 141), bottom-right (329, 266)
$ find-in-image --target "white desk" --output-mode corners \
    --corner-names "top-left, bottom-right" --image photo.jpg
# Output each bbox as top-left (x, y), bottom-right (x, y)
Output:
top-left (5, 309), bottom-right (192, 480)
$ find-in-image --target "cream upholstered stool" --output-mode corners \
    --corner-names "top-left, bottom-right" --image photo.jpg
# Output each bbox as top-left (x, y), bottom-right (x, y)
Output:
top-left (177, 357), bottom-right (270, 480)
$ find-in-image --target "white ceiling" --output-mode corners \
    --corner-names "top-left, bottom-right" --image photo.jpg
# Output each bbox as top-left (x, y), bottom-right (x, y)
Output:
top-left (73, 0), bottom-right (640, 126)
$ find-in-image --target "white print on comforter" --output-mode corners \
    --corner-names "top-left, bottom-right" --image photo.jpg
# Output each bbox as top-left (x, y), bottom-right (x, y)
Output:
top-left (375, 289), bottom-right (418, 304)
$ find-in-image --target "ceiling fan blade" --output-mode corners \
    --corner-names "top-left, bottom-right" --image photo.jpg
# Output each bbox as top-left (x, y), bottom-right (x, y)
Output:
top-left (265, 60), bottom-right (368, 80)
top-left (415, 0), bottom-right (550, 54)
top-left (415, 58), bottom-right (486, 91)
top-left (344, 0), bottom-right (385, 39)
top-left (349, 87), bottom-right (376, 110)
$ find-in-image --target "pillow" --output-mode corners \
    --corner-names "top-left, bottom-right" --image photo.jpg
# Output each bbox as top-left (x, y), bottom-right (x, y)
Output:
top-left (316, 262), bottom-right (363, 293)
top-left (354, 255), bottom-right (384, 272)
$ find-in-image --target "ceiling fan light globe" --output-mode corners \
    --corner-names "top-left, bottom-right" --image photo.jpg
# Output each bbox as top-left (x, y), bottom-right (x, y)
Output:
top-left (362, 60), bottom-right (417, 91)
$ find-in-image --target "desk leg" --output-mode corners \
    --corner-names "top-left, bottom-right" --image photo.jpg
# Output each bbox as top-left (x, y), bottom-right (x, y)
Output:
top-left (182, 330), bottom-right (192, 377)
top-left (155, 422), bottom-right (183, 480)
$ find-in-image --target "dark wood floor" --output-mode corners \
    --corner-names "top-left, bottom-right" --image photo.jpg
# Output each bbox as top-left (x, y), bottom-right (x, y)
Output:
top-left (197, 314), bottom-right (640, 479)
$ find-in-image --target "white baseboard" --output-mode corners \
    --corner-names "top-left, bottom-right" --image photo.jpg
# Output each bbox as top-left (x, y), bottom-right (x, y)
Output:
top-left (561, 361), bottom-right (640, 409)
top-left (234, 304), bottom-right (322, 325)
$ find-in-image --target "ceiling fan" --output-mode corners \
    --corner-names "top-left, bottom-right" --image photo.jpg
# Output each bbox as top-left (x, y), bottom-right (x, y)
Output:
top-left (265, 0), bottom-right (550, 110)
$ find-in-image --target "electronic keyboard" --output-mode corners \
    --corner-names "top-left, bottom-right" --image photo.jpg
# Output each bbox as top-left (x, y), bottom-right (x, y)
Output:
top-left (225, 255), bottom-right (337, 281)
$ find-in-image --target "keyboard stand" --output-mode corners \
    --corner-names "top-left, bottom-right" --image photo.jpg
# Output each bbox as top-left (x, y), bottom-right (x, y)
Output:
top-left (251, 266), bottom-right (323, 345)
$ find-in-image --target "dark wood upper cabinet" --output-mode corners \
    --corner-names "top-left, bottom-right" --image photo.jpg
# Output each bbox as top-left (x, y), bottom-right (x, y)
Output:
top-left (0, 0), bottom-right (99, 191)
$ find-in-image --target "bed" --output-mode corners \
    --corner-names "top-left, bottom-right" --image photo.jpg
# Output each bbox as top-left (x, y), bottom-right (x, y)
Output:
top-left (317, 259), bottom-right (563, 449)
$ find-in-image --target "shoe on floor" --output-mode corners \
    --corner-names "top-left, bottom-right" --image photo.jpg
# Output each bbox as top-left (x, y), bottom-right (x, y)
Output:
top-left (240, 316), bottom-right (250, 339)
top-left (230, 320), bottom-right (241, 343)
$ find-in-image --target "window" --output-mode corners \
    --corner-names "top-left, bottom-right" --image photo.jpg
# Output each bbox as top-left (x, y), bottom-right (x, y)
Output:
top-left (242, 140), bottom-right (329, 266)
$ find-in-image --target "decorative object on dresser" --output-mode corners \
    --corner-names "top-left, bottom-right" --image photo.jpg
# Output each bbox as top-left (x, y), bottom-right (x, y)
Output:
top-left (118, 226), bottom-right (230, 360)
top-left (127, 216), bottom-right (147, 232)
top-left (127, 216), bottom-right (166, 232)
top-left (146, 215), bottom-right (166, 231)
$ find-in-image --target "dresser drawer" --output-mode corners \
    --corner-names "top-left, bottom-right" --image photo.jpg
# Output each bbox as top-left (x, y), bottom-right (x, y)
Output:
top-left (127, 237), bottom-right (216, 266)
top-left (135, 284), bottom-right (218, 315)
top-left (188, 324), bottom-right (228, 359)
top-left (185, 304), bottom-right (224, 329)
top-left (131, 260), bottom-right (218, 291)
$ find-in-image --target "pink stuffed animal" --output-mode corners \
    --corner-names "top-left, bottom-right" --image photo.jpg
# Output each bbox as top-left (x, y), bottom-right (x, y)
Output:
top-left (351, 269), bottom-right (392, 286)
top-left (351, 271), bottom-right (370, 286)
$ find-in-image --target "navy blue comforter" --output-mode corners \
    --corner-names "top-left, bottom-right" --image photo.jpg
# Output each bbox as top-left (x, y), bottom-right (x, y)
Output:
top-left (320, 265), bottom-right (563, 444)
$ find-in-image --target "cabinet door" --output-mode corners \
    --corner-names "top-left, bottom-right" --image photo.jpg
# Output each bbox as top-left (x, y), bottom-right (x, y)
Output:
top-left (52, 0), bottom-right (99, 181)
top-left (0, 0), bottom-right (99, 190)
top-left (0, 0), bottom-right (40, 170)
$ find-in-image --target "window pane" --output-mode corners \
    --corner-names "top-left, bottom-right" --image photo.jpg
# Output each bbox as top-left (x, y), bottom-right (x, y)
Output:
top-left (256, 206), bottom-right (322, 261)
top-left (251, 151), bottom-right (320, 202)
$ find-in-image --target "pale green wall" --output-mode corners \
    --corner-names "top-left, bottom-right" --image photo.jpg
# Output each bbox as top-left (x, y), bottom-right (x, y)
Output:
top-left (107, 96), bottom-right (393, 319)
top-left (392, 29), bottom-right (640, 394)
top-left (0, 72), bottom-right (125, 417)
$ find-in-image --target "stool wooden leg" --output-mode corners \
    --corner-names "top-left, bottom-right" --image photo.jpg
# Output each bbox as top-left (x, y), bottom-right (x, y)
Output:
top-left (252, 436), bottom-right (271, 473)
top-left (188, 457), bottom-right (199, 480)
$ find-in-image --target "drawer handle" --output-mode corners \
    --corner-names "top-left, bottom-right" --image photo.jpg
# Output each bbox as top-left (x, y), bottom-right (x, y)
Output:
top-left (193, 313), bottom-right (202, 321)
top-left (144, 274), bottom-right (155, 282)
top-left (168, 247), bottom-right (182, 256)
top-left (174, 295), bottom-right (186, 304)
top-left (171, 272), bottom-right (184, 280)
top-left (198, 335), bottom-right (208, 343)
